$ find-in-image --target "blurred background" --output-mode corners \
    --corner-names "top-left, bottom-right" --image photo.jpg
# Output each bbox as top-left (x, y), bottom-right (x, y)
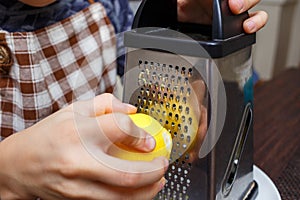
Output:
top-left (129, 0), bottom-right (300, 81)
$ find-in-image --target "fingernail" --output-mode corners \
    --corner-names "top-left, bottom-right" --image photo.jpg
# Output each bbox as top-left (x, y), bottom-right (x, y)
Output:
top-left (145, 136), bottom-right (156, 150)
top-left (159, 177), bottom-right (166, 190)
top-left (246, 20), bottom-right (256, 33)
top-left (237, 0), bottom-right (244, 12)
top-left (124, 103), bottom-right (137, 111)
top-left (124, 103), bottom-right (136, 109)
top-left (163, 158), bottom-right (169, 171)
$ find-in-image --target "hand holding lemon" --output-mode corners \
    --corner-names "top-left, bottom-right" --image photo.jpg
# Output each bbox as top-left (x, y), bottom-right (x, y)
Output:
top-left (109, 113), bottom-right (172, 161)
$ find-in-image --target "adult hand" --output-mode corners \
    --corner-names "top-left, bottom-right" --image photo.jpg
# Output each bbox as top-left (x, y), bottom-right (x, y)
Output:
top-left (0, 93), bottom-right (168, 200)
top-left (177, 0), bottom-right (268, 33)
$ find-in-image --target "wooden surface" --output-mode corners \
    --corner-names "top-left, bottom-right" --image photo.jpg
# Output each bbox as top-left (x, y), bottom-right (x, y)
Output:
top-left (253, 67), bottom-right (300, 199)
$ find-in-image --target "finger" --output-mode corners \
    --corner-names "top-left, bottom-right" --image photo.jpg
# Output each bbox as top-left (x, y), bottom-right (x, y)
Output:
top-left (76, 152), bottom-right (168, 188)
top-left (101, 177), bottom-right (166, 200)
top-left (93, 112), bottom-right (157, 152)
top-left (69, 93), bottom-right (137, 117)
top-left (198, 105), bottom-right (208, 142)
top-left (187, 106), bottom-right (208, 163)
top-left (93, 93), bottom-right (137, 115)
top-left (48, 177), bottom-right (165, 200)
top-left (229, 0), bottom-right (260, 14)
top-left (243, 11), bottom-right (268, 33)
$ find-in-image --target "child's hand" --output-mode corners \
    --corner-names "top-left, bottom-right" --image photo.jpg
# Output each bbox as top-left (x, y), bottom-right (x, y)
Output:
top-left (178, 0), bottom-right (268, 33)
top-left (0, 93), bottom-right (168, 200)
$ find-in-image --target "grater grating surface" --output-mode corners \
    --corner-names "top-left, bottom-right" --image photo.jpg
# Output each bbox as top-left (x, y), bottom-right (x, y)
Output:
top-left (126, 56), bottom-right (206, 200)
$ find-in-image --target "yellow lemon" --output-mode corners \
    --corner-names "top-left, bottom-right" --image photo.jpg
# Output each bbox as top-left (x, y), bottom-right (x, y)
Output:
top-left (109, 113), bottom-right (172, 161)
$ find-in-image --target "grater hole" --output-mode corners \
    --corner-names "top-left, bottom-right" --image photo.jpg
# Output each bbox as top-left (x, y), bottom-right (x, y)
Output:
top-left (178, 76), bottom-right (182, 84)
top-left (142, 97), bottom-right (147, 105)
top-left (180, 133), bottom-right (184, 140)
top-left (175, 113), bottom-right (179, 121)
top-left (188, 117), bottom-right (192, 125)
top-left (186, 135), bottom-right (191, 143)
top-left (181, 67), bottom-right (186, 75)
top-left (156, 63), bottom-right (160, 71)
top-left (183, 97), bottom-right (187, 104)
top-left (139, 70), bottom-right (145, 78)
top-left (162, 110), bottom-right (166, 117)
top-left (182, 115), bottom-right (185, 122)
top-left (164, 92), bottom-right (168, 99)
top-left (158, 92), bottom-right (161, 99)
top-left (167, 84), bottom-right (171, 92)
top-left (171, 122), bottom-right (175, 128)
top-left (184, 125), bottom-right (188, 133)
top-left (150, 107), bottom-right (155, 113)
top-left (185, 154), bottom-right (189, 160)
top-left (175, 65), bottom-right (179, 72)
top-left (184, 77), bottom-right (189, 85)
top-left (144, 106), bottom-right (149, 113)
top-left (180, 86), bottom-right (184, 94)
top-left (185, 107), bottom-right (190, 114)
top-left (166, 102), bottom-right (170, 109)
top-left (155, 82), bottom-right (159, 90)
top-left (178, 105), bottom-right (183, 112)
top-left (187, 88), bottom-right (191, 96)
top-left (171, 75), bottom-right (175, 83)
top-left (173, 86), bottom-right (178, 93)
top-left (188, 67), bottom-right (193, 74)
top-left (161, 84), bottom-right (165, 91)
top-left (152, 72), bottom-right (157, 80)
top-left (162, 64), bottom-right (166, 72)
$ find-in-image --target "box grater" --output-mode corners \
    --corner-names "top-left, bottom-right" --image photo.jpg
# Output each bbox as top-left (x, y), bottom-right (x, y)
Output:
top-left (122, 0), bottom-right (258, 199)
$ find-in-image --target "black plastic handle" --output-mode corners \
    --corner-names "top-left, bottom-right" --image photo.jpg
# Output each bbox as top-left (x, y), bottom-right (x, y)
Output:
top-left (132, 0), bottom-right (249, 40)
top-left (213, 0), bottom-right (248, 39)
top-left (132, 0), bottom-right (177, 29)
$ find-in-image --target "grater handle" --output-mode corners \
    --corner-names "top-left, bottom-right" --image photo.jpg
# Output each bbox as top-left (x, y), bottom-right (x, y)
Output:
top-left (132, 0), bottom-right (177, 29)
top-left (212, 0), bottom-right (249, 39)
top-left (132, 0), bottom-right (250, 40)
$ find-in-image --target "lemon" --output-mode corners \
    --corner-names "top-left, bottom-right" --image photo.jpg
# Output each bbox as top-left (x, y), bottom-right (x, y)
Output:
top-left (109, 113), bottom-right (172, 161)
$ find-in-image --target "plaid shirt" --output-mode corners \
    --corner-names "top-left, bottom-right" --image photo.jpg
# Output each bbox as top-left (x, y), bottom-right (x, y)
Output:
top-left (0, 2), bottom-right (116, 139)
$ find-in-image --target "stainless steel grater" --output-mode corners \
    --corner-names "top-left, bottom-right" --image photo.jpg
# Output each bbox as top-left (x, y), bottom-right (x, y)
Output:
top-left (122, 0), bottom-right (258, 199)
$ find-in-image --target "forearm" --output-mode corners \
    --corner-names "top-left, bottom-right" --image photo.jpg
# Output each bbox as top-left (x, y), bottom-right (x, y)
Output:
top-left (18, 0), bottom-right (56, 7)
top-left (0, 133), bottom-right (35, 200)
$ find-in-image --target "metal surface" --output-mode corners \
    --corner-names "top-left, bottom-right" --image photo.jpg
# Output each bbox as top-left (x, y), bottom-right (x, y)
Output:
top-left (123, 46), bottom-right (257, 200)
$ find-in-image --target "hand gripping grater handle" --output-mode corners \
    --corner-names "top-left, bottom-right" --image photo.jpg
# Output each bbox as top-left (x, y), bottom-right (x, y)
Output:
top-left (132, 0), bottom-right (251, 40)
top-left (127, 0), bottom-right (255, 58)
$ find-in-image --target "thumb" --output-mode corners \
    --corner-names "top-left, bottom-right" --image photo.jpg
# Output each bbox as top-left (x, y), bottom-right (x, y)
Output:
top-left (76, 112), bottom-right (156, 153)
top-left (97, 113), bottom-right (156, 152)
